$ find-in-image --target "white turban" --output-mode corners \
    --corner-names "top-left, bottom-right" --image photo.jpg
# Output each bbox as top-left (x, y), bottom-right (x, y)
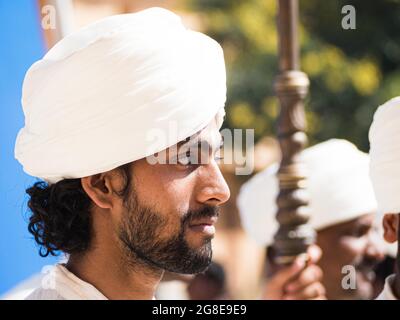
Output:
top-left (237, 139), bottom-right (377, 246)
top-left (369, 96), bottom-right (400, 214)
top-left (15, 7), bottom-right (226, 183)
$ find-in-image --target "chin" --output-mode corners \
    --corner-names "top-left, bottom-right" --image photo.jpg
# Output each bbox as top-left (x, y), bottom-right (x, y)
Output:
top-left (338, 276), bottom-right (373, 300)
top-left (339, 288), bottom-right (371, 300)
top-left (185, 229), bottom-right (214, 249)
top-left (355, 273), bottom-right (374, 300)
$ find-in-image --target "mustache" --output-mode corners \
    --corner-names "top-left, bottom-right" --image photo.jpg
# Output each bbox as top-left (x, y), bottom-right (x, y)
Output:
top-left (354, 255), bottom-right (382, 277)
top-left (181, 206), bottom-right (220, 227)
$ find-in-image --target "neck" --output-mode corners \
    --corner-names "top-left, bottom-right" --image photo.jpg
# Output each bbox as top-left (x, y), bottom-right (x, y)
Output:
top-left (66, 242), bottom-right (163, 300)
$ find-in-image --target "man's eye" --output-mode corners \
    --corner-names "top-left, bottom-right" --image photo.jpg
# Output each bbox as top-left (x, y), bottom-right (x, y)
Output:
top-left (355, 225), bottom-right (371, 237)
top-left (177, 156), bottom-right (190, 165)
top-left (177, 152), bottom-right (195, 166)
top-left (176, 150), bottom-right (223, 166)
top-left (346, 225), bottom-right (370, 238)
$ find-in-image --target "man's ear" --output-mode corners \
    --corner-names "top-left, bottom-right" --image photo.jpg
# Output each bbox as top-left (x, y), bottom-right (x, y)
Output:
top-left (382, 213), bottom-right (399, 243)
top-left (81, 172), bottom-right (118, 210)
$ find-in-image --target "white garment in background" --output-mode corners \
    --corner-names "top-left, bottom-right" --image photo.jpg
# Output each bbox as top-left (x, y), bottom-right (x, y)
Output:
top-left (376, 274), bottom-right (398, 300)
top-left (369, 96), bottom-right (400, 215)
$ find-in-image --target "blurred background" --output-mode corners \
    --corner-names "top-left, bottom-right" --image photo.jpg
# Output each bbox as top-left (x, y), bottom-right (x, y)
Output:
top-left (1, 0), bottom-right (400, 298)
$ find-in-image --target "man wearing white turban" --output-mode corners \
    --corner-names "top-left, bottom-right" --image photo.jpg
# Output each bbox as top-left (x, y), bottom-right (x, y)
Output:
top-left (16, 7), bottom-right (231, 300)
top-left (15, 7), bottom-right (324, 300)
top-left (369, 97), bottom-right (400, 300)
top-left (238, 139), bottom-right (385, 300)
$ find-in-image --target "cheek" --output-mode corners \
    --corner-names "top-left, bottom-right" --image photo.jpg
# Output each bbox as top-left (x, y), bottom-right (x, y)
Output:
top-left (150, 173), bottom-right (197, 222)
top-left (318, 235), bottom-right (364, 270)
top-left (162, 178), bottom-right (195, 213)
top-left (338, 237), bottom-right (367, 263)
top-left (133, 164), bottom-right (197, 229)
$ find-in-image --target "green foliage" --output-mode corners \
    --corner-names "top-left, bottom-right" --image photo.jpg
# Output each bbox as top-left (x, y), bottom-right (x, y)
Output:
top-left (186, 0), bottom-right (400, 150)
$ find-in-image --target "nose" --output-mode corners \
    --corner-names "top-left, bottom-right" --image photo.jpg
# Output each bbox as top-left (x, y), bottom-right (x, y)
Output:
top-left (365, 229), bottom-right (385, 262)
top-left (195, 161), bottom-right (231, 206)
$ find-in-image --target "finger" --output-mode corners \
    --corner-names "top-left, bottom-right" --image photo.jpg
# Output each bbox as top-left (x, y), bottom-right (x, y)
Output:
top-left (307, 244), bottom-right (322, 264)
top-left (285, 265), bottom-right (323, 293)
top-left (269, 257), bottom-right (307, 288)
top-left (283, 282), bottom-right (326, 300)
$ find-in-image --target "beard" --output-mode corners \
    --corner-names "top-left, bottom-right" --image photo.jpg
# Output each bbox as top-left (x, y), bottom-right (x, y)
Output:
top-left (352, 254), bottom-right (380, 300)
top-left (117, 190), bottom-right (219, 274)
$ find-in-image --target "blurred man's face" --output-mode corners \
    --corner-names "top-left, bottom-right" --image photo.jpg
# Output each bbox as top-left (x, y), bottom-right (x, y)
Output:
top-left (115, 120), bottom-right (230, 274)
top-left (317, 213), bottom-right (385, 299)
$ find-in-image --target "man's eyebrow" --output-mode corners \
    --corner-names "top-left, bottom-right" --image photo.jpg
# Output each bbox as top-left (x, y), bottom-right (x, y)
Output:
top-left (178, 136), bottom-right (223, 152)
top-left (177, 137), bottom-right (192, 148)
top-left (356, 221), bottom-right (373, 228)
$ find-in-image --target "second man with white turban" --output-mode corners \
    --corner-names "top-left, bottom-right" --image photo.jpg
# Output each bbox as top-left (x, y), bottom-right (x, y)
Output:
top-left (369, 97), bottom-right (400, 300)
top-left (238, 139), bottom-right (385, 299)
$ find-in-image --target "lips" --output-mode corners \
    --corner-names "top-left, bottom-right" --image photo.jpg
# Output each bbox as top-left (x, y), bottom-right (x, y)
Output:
top-left (188, 216), bottom-right (218, 236)
top-left (189, 216), bottom-right (218, 227)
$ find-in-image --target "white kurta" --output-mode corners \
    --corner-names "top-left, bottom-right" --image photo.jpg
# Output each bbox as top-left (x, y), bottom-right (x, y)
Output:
top-left (376, 274), bottom-right (398, 300)
top-left (25, 264), bottom-right (107, 300)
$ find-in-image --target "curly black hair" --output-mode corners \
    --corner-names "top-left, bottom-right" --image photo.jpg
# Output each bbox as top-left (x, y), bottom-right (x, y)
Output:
top-left (26, 163), bottom-right (132, 257)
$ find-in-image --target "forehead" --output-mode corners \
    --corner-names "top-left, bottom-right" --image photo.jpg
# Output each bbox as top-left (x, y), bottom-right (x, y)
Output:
top-left (176, 117), bottom-right (223, 150)
top-left (143, 115), bottom-right (224, 165)
top-left (319, 213), bottom-right (375, 234)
